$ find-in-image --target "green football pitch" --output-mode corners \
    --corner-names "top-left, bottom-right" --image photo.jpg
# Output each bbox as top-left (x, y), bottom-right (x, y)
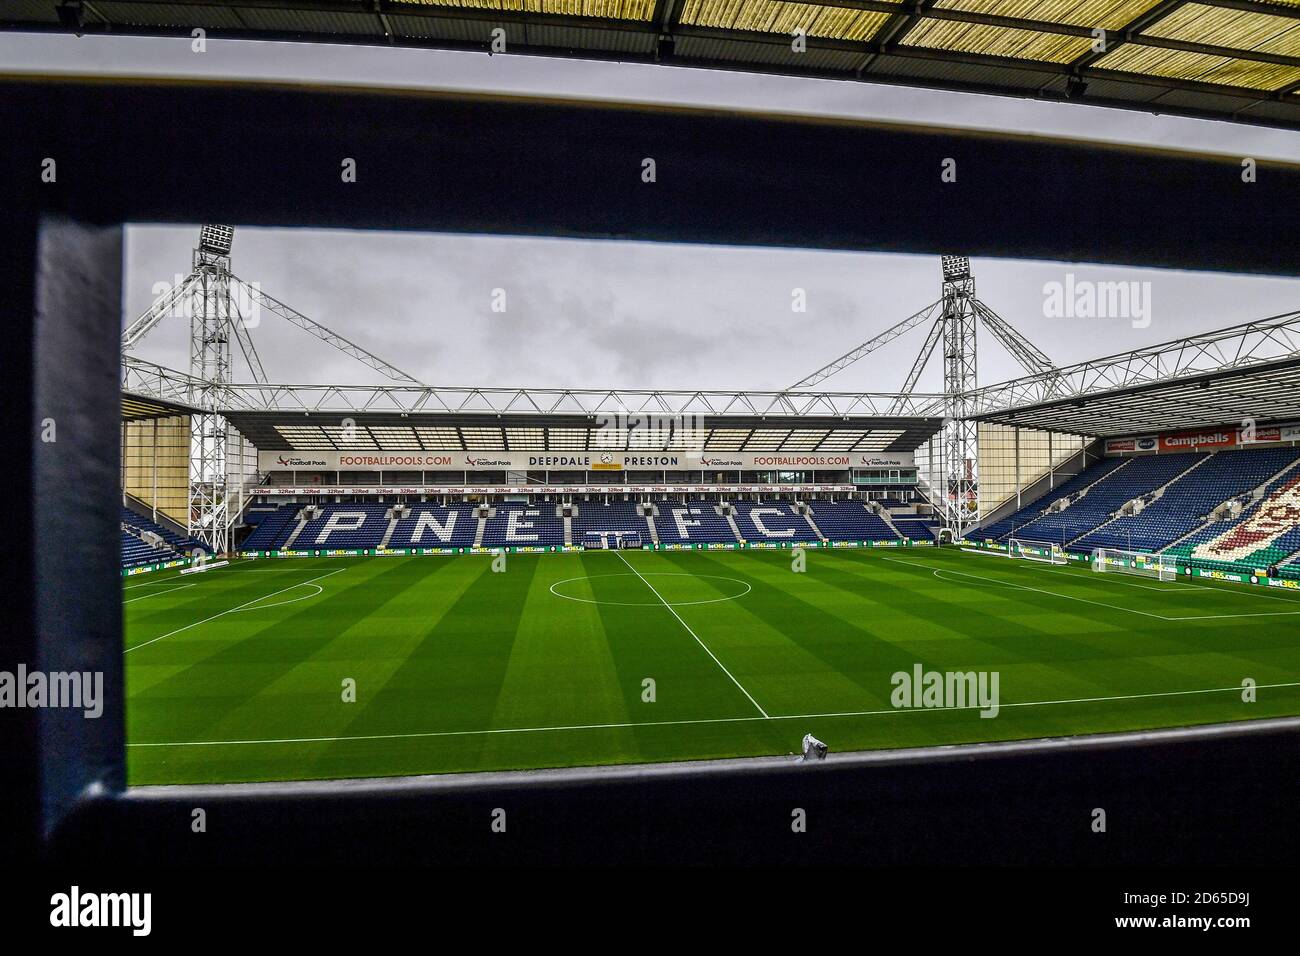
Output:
top-left (123, 547), bottom-right (1300, 785)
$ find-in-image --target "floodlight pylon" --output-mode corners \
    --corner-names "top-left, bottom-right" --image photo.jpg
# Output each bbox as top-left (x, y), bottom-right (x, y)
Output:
top-left (187, 240), bottom-right (237, 553)
top-left (786, 256), bottom-right (1059, 538)
top-left (122, 224), bottom-right (426, 553)
top-left (938, 265), bottom-right (980, 537)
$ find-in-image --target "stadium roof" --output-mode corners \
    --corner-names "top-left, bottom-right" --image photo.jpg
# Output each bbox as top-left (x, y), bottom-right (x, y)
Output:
top-left (222, 409), bottom-right (944, 453)
top-left (121, 392), bottom-right (200, 420)
top-left (970, 308), bottom-right (1300, 435)
top-left (973, 357), bottom-right (1300, 434)
top-left (10, 0), bottom-right (1300, 130)
top-left (124, 308), bottom-right (1300, 445)
top-left (121, 355), bottom-right (947, 450)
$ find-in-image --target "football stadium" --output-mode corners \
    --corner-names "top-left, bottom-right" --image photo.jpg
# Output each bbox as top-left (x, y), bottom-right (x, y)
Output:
top-left (118, 228), bottom-right (1300, 786)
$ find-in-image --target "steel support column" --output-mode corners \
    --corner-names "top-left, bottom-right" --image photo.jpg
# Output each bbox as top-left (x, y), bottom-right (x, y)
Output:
top-left (939, 261), bottom-right (980, 536)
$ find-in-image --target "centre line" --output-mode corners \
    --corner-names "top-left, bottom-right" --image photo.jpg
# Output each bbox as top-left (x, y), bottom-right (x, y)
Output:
top-left (613, 549), bottom-right (769, 718)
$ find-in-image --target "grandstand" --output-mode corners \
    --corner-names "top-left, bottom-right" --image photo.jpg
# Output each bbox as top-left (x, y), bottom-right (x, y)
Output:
top-left (972, 441), bottom-right (1300, 577)
top-left (120, 506), bottom-right (209, 569)
top-left (116, 228), bottom-right (1300, 787)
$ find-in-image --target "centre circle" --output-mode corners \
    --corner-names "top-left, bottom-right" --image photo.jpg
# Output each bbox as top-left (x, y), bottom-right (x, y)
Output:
top-left (549, 572), bottom-right (752, 607)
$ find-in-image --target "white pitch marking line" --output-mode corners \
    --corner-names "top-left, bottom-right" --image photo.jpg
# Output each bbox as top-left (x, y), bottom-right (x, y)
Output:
top-left (884, 554), bottom-right (1300, 621)
top-left (1033, 562), bottom-right (1300, 615)
top-left (613, 549), bottom-right (769, 718)
top-left (122, 564), bottom-right (329, 589)
top-left (549, 571), bottom-right (750, 607)
top-left (962, 546), bottom-right (1300, 604)
top-left (238, 583), bottom-right (324, 611)
top-left (127, 680), bottom-right (1300, 748)
top-left (1029, 561), bottom-right (1232, 598)
top-left (880, 554), bottom-right (1171, 619)
top-left (123, 583), bottom-right (196, 604)
top-left (123, 567), bottom-right (348, 654)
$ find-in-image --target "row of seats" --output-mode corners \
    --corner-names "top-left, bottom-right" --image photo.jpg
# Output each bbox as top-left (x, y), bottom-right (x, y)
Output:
top-left (573, 501), bottom-right (646, 547)
top-left (808, 500), bottom-right (896, 540)
top-left (894, 518), bottom-right (939, 542)
top-left (1075, 447), bottom-right (1300, 553)
top-left (1012, 453), bottom-right (1208, 548)
top-left (238, 499), bottom-right (931, 549)
top-left (1169, 466), bottom-right (1300, 572)
top-left (241, 504), bottom-right (302, 550)
top-left (970, 446), bottom-right (1300, 572)
top-left (120, 508), bottom-right (210, 568)
top-left (393, 503), bottom-right (478, 548)
top-left (121, 531), bottom-right (178, 568)
top-left (654, 501), bottom-right (738, 544)
top-left (295, 502), bottom-right (392, 550)
top-left (731, 501), bottom-right (820, 543)
top-left (481, 506), bottom-right (565, 548)
top-left (975, 457), bottom-right (1130, 542)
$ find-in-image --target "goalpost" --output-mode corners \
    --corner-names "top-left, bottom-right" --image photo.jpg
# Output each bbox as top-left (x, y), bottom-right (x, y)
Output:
top-left (1091, 548), bottom-right (1177, 582)
top-left (583, 531), bottom-right (643, 550)
top-left (1007, 538), bottom-right (1067, 565)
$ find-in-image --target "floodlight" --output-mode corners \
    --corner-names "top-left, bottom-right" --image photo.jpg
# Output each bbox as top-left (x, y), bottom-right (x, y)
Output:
top-left (941, 255), bottom-right (970, 282)
top-left (198, 224), bottom-right (235, 256)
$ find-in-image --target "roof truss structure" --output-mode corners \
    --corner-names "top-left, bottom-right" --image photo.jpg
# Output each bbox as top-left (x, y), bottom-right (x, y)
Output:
top-left (223, 410), bottom-right (941, 454)
top-left (970, 308), bottom-right (1300, 434)
top-left (124, 306), bottom-right (1300, 445)
top-left (123, 356), bottom-right (944, 415)
top-left (10, 0), bottom-right (1300, 130)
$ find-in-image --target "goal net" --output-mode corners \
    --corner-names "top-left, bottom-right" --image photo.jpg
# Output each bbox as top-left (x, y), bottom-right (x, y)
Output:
top-left (583, 531), bottom-right (643, 550)
top-left (1091, 548), bottom-right (1177, 581)
top-left (1008, 538), bottom-right (1067, 565)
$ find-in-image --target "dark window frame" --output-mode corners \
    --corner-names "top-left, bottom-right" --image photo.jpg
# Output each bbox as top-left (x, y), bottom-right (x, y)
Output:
top-left (6, 77), bottom-right (1300, 866)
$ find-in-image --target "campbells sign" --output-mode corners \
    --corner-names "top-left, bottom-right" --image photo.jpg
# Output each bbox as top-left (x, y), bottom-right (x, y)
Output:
top-left (1103, 435), bottom-right (1157, 454)
top-left (1106, 425), bottom-right (1300, 455)
top-left (1159, 428), bottom-right (1237, 451)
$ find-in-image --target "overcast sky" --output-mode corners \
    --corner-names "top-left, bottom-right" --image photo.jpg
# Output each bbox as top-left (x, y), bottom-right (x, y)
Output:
top-left (124, 226), bottom-right (1300, 394)
top-left (7, 31), bottom-right (1298, 394)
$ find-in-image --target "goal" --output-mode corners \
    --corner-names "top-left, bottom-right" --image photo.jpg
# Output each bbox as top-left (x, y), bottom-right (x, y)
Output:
top-left (583, 530), bottom-right (643, 550)
top-left (1091, 548), bottom-right (1177, 582)
top-left (1008, 538), bottom-right (1067, 565)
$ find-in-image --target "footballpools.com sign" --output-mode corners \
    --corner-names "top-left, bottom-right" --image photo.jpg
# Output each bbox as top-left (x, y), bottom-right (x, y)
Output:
top-left (260, 451), bottom-right (914, 472)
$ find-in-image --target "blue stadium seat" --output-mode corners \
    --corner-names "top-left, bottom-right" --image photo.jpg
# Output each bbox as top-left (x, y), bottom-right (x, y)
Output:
top-left (1075, 448), bottom-right (1300, 553)
top-left (807, 500), bottom-right (897, 541)
top-left (732, 501), bottom-right (819, 543)
top-left (481, 504), bottom-right (565, 548)
top-left (391, 504), bottom-right (478, 548)
top-left (654, 501), bottom-right (739, 544)
top-left (120, 507), bottom-right (210, 568)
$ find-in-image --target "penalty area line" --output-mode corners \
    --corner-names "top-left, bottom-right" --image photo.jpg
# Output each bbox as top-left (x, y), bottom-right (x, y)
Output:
top-left (881, 554), bottom-right (1300, 620)
top-left (127, 680), bottom-right (1300, 748)
top-left (879, 554), bottom-right (1171, 620)
top-left (123, 583), bottom-right (196, 604)
top-left (123, 567), bottom-right (348, 654)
